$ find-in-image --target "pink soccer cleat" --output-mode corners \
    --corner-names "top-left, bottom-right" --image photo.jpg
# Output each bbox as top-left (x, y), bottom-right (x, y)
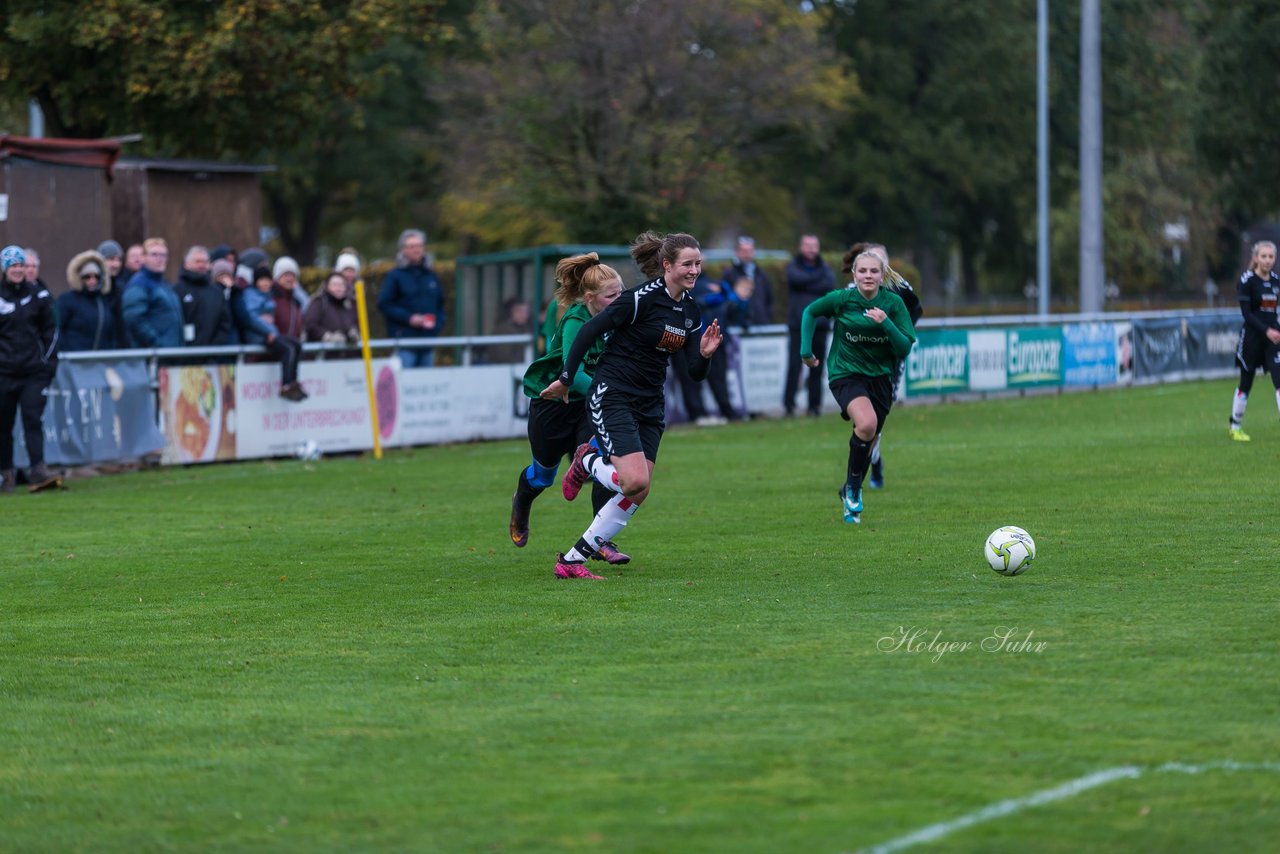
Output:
top-left (555, 554), bottom-right (604, 580)
top-left (561, 442), bottom-right (593, 502)
top-left (591, 541), bottom-right (631, 565)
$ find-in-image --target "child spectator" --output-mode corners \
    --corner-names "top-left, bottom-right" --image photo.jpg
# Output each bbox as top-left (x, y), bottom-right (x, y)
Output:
top-left (239, 266), bottom-right (308, 402)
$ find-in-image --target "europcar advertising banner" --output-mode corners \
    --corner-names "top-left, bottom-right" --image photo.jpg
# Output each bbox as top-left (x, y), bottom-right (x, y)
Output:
top-left (13, 359), bottom-right (163, 468)
top-left (1006, 327), bottom-right (1063, 388)
top-left (905, 329), bottom-right (969, 395)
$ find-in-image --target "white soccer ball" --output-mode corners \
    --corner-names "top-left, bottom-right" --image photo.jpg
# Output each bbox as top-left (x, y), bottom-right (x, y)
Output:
top-left (295, 439), bottom-right (321, 461)
top-left (985, 526), bottom-right (1036, 576)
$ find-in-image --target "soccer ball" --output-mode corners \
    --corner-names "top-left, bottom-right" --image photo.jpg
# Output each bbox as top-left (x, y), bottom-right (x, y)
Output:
top-left (985, 526), bottom-right (1036, 576)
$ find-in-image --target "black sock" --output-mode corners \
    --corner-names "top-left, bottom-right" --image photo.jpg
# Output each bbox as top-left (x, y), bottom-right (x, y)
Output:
top-left (847, 435), bottom-right (873, 492)
top-left (572, 536), bottom-right (598, 560)
top-left (515, 469), bottom-right (543, 510)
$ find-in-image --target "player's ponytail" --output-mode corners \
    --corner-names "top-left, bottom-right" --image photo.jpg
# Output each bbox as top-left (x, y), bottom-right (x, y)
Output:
top-left (630, 231), bottom-right (700, 280)
top-left (554, 252), bottom-right (620, 307)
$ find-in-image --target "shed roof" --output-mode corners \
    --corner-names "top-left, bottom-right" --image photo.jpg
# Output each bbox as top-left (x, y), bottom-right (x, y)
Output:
top-left (116, 157), bottom-right (275, 175)
top-left (0, 135), bottom-right (121, 174)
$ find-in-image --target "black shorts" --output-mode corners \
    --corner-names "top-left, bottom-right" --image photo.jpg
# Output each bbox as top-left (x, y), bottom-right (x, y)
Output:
top-left (830, 373), bottom-right (895, 433)
top-left (527, 398), bottom-right (593, 466)
top-left (586, 382), bottom-right (664, 462)
top-left (1237, 329), bottom-right (1277, 373)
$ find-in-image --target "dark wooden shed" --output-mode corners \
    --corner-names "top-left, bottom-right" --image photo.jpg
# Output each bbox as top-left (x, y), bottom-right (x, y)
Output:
top-left (112, 157), bottom-right (274, 279)
top-left (0, 135), bottom-right (120, 295)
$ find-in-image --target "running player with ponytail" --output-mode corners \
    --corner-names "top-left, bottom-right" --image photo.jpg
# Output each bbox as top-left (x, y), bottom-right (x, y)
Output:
top-left (540, 232), bottom-right (723, 579)
top-left (801, 248), bottom-right (916, 523)
top-left (510, 253), bottom-right (629, 564)
top-left (844, 242), bottom-right (923, 488)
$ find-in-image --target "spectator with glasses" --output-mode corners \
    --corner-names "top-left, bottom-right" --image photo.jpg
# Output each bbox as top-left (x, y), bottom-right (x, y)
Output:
top-left (58, 249), bottom-right (123, 351)
top-left (122, 237), bottom-right (183, 348)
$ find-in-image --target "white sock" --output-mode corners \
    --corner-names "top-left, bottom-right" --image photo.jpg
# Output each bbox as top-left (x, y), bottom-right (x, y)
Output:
top-left (870, 435), bottom-right (882, 465)
top-left (563, 496), bottom-right (639, 563)
top-left (1274, 388), bottom-right (1280, 417)
top-left (581, 495), bottom-right (640, 552)
top-left (585, 452), bottom-right (624, 494)
top-left (1231, 389), bottom-right (1248, 428)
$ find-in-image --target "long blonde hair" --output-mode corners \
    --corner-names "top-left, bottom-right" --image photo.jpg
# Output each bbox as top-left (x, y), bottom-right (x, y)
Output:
top-left (843, 242), bottom-right (908, 291)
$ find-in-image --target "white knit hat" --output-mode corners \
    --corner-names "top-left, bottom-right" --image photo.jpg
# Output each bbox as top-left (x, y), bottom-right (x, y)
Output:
top-left (273, 256), bottom-right (300, 279)
top-left (334, 252), bottom-right (361, 274)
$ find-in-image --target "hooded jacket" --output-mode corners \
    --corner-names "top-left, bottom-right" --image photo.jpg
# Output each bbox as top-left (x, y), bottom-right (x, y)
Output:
top-left (57, 250), bottom-right (122, 351)
top-left (0, 274), bottom-right (58, 378)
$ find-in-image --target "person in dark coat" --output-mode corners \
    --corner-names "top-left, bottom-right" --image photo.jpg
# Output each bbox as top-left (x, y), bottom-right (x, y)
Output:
top-left (122, 238), bottom-right (183, 348)
top-left (378, 228), bottom-right (444, 368)
top-left (718, 236), bottom-right (774, 326)
top-left (174, 245), bottom-right (233, 347)
top-left (0, 246), bottom-right (61, 493)
top-left (784, 234), bottom-right (836, 416)
top-left (303, 271), bottom-right (360, 353)
top-left (58, 250), bottom-right (122, 351)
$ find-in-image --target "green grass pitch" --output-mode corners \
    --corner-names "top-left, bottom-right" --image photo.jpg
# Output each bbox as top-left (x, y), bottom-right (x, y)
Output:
top-left (2, 379), bottom-right (1278, 852)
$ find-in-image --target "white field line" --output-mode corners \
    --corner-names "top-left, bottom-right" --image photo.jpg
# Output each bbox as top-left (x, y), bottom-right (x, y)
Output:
top-left (856, 761), bottom-right (1280, 854)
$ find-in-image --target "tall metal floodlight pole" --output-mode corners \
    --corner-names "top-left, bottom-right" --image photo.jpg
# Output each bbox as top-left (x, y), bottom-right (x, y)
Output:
top-left (1079, 0), bottom-right (1104, 312)
top-left (1037, 0), bottom-right (1049, 317)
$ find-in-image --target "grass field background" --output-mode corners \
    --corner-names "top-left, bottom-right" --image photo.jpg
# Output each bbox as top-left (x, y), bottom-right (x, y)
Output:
top-left (2, 379), bottom-right (1278, 852)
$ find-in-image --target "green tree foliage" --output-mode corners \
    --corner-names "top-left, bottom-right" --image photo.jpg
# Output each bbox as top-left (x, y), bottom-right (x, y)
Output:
top-left (1197, 0), bottom-right (1280, 265)
top-left (0, 0), bottom-right (449, 263)
top-left (802, 0), bottom-right (1217, 301)
top-left (437, 0), bottom-right (857, 248)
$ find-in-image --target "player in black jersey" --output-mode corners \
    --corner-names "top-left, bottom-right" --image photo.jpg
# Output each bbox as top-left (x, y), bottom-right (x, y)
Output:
top-left (510, 253), bottom-right (631, 565)
top-left (1228, 241), bottom-right (1280, 442)
top-left (846, 243), bottom-right (923, 488)
top-left (539, 232), bottom-right (723, 579)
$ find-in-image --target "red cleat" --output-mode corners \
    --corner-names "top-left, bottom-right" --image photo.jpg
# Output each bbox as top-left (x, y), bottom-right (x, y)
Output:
top-left (555, 554), bottom-right (604, 579)
top-left (561, 442), bottom-right (593, 502)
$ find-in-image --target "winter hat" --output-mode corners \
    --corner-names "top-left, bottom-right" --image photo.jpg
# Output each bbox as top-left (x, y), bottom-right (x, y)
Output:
top-left (240, 247), bottom-right (269, 270)
top-left (335, 252), bottom-right (361, 274)
top-left (79, 261), bottom-right (103, 278)
top-left (235, 264), bottom-right (255, 287)
top-left (253, 265), bottom-right (274, 285)
top-left (273, 257), bottom-right (300, 280)
top-left (97, 240), bottom-right (124, 259)
top-left (212, 258), bottom-right (235, 280)
top-left (1, 245), bottom-right (26, 272)
top-left (210, 244), bottom-right (233, 262)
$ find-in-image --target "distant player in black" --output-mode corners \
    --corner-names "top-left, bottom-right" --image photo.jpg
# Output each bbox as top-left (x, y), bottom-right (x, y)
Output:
top-left (846, 243), bottom-right (923, 487)
top-left (1228, 240), bottom-right (1280, 442)
top-left (540, 232), bottom-right (723, 579)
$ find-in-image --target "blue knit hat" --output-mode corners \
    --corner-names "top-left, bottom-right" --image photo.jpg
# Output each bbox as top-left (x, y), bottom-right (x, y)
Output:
top-left (1, 245), bottom-right (26, 272)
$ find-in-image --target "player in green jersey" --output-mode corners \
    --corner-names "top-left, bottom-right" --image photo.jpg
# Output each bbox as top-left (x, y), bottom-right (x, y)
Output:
top-left (510, 254), bottom-right (624, 570)
top-left (800, 249), bottom-right (916, 523)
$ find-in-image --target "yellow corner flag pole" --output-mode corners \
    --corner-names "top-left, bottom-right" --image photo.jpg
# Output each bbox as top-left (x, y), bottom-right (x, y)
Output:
top-left (354, 279), bottom-right (383, 459)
